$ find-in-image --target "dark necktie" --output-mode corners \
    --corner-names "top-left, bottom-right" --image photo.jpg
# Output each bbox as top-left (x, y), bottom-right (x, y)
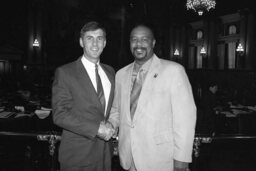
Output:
top-left (95, 64), bottom-right (106, 112)
top-left (130, 69), bottom-right (143, 120)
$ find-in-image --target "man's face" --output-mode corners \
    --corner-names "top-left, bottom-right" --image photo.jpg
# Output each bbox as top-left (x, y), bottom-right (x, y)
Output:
top-left (130, 26), bottom-right (155, 63)
top-left (79, 29), bottom-right (106, 63)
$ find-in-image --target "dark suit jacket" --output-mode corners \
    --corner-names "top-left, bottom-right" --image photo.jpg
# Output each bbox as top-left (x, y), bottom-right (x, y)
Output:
top-left (52, 57), bottom-right (115, 168)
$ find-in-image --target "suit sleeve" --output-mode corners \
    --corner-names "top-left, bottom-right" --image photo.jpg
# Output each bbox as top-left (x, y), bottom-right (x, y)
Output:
top-left (108, 72), bottom-right (121, 129)
top-left (171, 66), bottom-right (197, 162)
top-left (52, 67), bottom-right (101, 139)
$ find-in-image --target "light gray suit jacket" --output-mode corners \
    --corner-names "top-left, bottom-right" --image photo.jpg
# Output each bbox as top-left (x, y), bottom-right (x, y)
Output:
top-left (109, 54), bottom-right (196, 171)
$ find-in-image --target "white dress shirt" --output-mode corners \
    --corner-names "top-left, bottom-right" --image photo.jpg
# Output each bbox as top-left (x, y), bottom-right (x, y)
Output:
top-left (81, 56), bottom-right (111, 115)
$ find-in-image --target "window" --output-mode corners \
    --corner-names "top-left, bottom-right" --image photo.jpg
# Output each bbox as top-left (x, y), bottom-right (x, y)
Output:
top-left (197, 30), bottom-right (203, 39)
top-left (228, 25), bottom-right (237, 35)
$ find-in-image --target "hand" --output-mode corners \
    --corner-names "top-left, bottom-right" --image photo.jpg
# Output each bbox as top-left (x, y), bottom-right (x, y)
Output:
top-left (97, 121), bottom-right (114, 141)
top-left (104, 121), bottom-right (115, 140)
top-left (174, 160), bottom-right (189, 171)
top-left (112, 127), bottom-right (118, 139)
top-left (105, 120), bottom-right (118, 139)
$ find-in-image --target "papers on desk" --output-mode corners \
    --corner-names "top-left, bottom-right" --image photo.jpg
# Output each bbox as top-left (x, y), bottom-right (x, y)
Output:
top-left (15, 106), bottom-right (25, 112)
top-left (231, 109), bottom-right (250, 115)
top-left (15, 113), bottom-right (33, 118)
top-left (0, 107), bottom-right (51, 119)
top-left (220, 104), bottom-right (256, 117)
top-left (221, 111), bottom-right (236, 117)
top-left (0, 111), bottom-right (32, 118)
top-left (41, 107), bottom-right (51, 111)
top-left (35, 107), bottom-right (52, 119)
top-left (0, 111), bottom-right (16, 118)
top-left (229, 104), bottom-right (244, 109)
top-left (247, 106), bottom-right (256, 112)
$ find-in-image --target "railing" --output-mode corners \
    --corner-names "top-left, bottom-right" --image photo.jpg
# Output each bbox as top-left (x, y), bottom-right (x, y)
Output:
top-left (193, 134), bottom-right (256, 157)
top-left (0, 131), bottom-right (61, 171)
top-left (1, 131), bottom-right (256, 171)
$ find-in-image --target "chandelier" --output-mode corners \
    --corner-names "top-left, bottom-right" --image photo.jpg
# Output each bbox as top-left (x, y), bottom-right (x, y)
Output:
top-left (186, 0), bottom-right (216, 16)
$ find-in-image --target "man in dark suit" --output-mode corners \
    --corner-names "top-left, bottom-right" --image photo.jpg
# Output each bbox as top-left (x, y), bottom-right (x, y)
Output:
top-left (52, 21), bottom-right (115, 171)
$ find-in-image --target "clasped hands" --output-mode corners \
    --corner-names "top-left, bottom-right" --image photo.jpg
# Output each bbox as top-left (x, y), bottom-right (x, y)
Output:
top-left (97, 121), bottom-right (117, 141)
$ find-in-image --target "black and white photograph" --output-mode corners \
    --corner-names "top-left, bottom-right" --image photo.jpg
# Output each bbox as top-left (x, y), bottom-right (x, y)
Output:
top-left (0, 0), bottom-right (255, 171)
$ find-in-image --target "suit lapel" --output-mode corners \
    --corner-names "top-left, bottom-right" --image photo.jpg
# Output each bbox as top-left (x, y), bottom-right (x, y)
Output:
top-left (120, 64), bottom-right (134, 124)
top-left (75, 58), bottom-right (103, 113)
top-left (132, 55), bottom-right (161, 123)
top-left (127, 64), bottom-right (134, 123)
top-left (101, 64), bottom-right (115, 120)
top-left (76, 58), bottom-right (96, 93)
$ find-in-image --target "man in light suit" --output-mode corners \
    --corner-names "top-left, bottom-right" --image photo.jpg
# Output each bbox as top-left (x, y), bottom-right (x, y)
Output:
top-left (108, 22), bottom-right (197, 171)
top-left (52, 21), bottom-right (115, 171)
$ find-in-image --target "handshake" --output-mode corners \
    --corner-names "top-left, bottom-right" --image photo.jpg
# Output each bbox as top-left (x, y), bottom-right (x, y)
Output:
top-left (97, 121), bottom-right (117, 141)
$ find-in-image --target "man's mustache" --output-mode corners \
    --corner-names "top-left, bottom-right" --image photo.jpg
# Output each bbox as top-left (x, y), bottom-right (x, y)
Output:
top-left (133, 47), bottom-right (147, 51)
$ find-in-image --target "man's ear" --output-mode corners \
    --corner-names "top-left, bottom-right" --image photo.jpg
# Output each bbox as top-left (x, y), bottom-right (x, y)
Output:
top-left (79, 38), bottom-right (83, 48)
top-left (103, 39), bottom-right (106, 48)
top-left (152, 39), bottom-right (156, 48)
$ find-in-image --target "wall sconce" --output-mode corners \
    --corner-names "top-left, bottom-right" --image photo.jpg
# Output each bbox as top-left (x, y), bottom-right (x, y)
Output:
top-left (33, 39), bottom-right (40, 47)
top-left (23, 65), bottom-right (28, 70)
top-left (174, 49), bottom-right (180, 56)
top-left (236, 43), bottom-right (244, 56)
top-left (200, 47), bottom-right (207, 57)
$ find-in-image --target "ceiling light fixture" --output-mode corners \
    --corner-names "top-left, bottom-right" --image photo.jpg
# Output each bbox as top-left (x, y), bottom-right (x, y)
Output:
top-left (186, 0), bottom-right (216, 16)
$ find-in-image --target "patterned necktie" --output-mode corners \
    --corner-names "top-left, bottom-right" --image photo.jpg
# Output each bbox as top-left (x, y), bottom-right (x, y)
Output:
top-left (95, 64), bottom-right (106, 112)
top-left (130, 69), bottom-right (143, 120)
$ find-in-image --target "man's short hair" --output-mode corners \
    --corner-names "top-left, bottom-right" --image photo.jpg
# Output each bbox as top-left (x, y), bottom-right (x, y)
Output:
top-left (130, 20), bottom-right (156, 40)
top-left (80, 21), bottom-right (106, 38)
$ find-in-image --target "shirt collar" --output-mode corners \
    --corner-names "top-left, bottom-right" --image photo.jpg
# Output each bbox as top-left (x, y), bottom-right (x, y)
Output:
top-left (82, 55), bottom-right (100, 69)
top-left (133, 56), bottom-right (153, 73)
